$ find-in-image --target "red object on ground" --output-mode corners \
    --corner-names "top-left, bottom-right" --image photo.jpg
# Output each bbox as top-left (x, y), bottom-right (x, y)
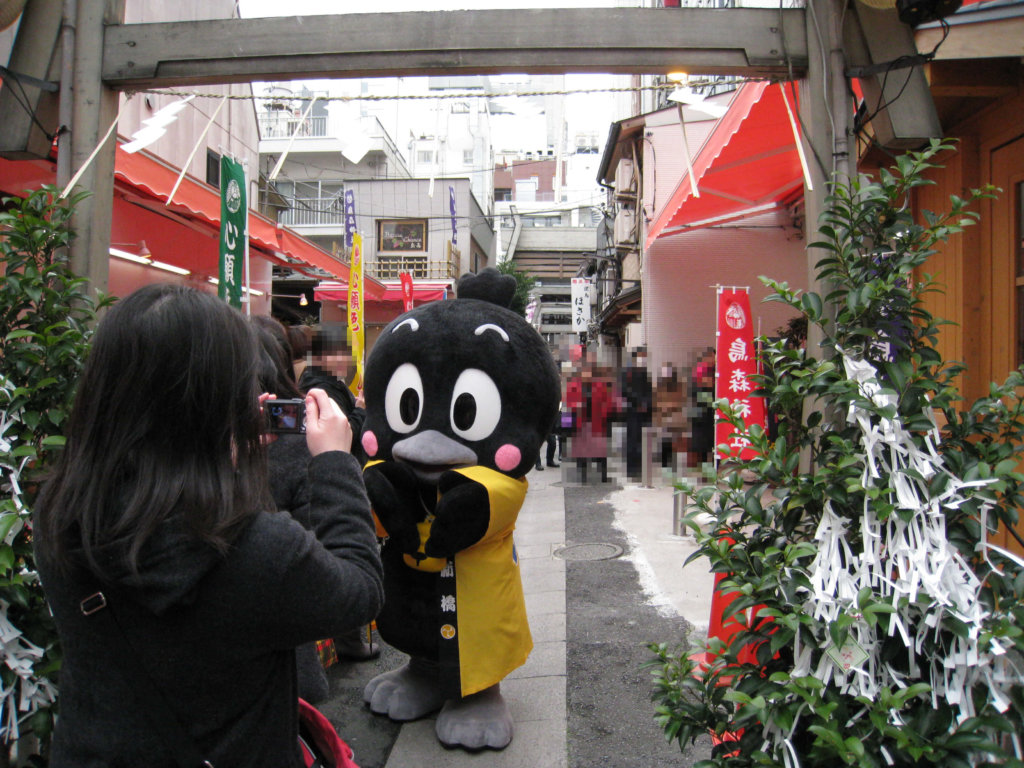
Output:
top-left (690, 538), bottom-right (776, 759)
top-left (298, 698), bottom-right (359, 768)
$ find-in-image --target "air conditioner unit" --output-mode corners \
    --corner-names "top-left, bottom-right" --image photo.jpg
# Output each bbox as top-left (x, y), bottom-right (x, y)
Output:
top-left (615, 160), bottom-right (635, 191)
top-left (614, 209), bottom-right (635, 246)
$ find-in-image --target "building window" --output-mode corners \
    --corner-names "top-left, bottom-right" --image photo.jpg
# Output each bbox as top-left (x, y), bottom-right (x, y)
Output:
top-left (463, 149), bottom-right (474, 165)
top-left (206, 149), bottom-right (220, 186)
top-left (417, 149), bottom-right (434, 164)
top-left (495, 188), bottom-right (512, 202)
top-left (378, 219), bottom-right (428, 252)
top-left (275, 179), bottom-right (347, 227)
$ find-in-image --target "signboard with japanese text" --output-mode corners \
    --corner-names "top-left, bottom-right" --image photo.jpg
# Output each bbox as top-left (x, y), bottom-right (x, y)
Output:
top-left (379, 219), bottom-right (426, 252)
top-left (347, 233), bottom-right (365, 393)
top-left (713, 287), bottom-right (766, 462)
top-left (570, 277), bottom-right (592, 334)
top-left (218, 156), bottom-right (246, 309)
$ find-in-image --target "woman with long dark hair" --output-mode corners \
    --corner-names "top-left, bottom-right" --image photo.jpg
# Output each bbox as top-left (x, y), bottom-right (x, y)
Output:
top-left (34, 283), bottom-right (383, 768)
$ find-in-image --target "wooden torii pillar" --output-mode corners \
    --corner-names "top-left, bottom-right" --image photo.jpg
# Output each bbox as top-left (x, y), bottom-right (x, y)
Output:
top-left (67, 0), bottom-right (124, 291)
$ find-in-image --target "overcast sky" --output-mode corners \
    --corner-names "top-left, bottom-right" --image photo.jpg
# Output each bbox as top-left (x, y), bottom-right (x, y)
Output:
top-left (238, 0), bottom-right (629, 150)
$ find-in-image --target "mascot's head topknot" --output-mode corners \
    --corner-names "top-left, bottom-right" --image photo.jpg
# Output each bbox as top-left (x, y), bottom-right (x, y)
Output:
top-left (360, 267), bottom-right (560, 483)
top-left (455, 268), bottom-right (517, 308)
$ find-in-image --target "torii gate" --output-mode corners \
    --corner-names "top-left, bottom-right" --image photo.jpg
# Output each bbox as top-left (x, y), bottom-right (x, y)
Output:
top-left (4, 0), bottom-right (919, 296)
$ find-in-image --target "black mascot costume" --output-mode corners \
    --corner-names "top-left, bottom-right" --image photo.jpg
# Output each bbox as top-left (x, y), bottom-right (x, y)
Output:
top-left (359, 268), bottom-right (560, 750)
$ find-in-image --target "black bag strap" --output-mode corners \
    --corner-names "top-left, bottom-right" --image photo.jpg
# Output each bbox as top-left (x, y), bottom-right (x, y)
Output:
top-left (79, 587), bottom-right (214, 768)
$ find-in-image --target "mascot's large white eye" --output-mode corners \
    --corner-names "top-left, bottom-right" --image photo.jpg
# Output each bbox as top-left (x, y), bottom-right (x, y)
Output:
top-left (385, 363), bottom-right (423, 434)
top-left (449, 368), bottom-right (501, 442)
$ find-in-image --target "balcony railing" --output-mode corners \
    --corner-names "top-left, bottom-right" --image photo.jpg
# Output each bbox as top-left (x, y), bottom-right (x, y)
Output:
top-left (369, 256), bottom-right (460, 281)
top-left (259, 113), bottom-right (329, 139)
top-left (277, 197), bottom-right (345, 227)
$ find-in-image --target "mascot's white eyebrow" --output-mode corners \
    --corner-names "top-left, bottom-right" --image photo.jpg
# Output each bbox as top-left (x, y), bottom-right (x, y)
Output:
top-left (475, 323), bottom-right (509, 342)
top-left (392, 318), bottom-right (419, 334)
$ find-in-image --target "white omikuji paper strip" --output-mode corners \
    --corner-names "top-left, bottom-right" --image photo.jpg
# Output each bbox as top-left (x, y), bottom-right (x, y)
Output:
top-left (0, 379), bottom-right (59, 741)
top-left (762, 353), bottom-right (1021, 764)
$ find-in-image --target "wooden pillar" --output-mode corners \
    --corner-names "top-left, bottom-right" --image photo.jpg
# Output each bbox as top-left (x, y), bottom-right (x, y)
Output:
top-left (57, 0), bottom-right (77, 189)
top-left (67, 0), bottom-right (124, 296)
top-left (800, 0), bottom-right (852, 338)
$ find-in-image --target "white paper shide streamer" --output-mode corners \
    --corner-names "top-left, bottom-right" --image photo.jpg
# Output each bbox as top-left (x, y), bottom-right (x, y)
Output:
top-left (763, 353), bottom-right (1020, 764)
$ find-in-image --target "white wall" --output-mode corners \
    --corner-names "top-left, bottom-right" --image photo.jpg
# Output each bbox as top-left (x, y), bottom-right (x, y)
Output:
top-left (643, 209), bottom-right (808, 376)
top-left (641, 108), bottom-right (715, 226)
top-left (118, 0), bottom-right (260, 201)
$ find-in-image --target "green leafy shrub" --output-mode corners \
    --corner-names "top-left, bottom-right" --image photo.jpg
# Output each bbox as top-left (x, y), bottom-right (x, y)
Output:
top-left (649, 140), bottom-right (1024, 768)
top-left (496, 257), bottom-right (537, 317)
top-left (1, 186), bottom-right (112, 762)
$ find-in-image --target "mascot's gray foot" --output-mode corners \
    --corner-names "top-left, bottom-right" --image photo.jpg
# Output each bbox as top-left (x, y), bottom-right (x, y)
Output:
top-left (363, 659), bottom-right (446, 721)
top-left (436, 684), bottom-right (513, 751)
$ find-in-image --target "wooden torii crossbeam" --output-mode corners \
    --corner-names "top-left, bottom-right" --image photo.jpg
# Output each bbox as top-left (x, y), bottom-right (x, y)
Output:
top-left (102, 8), bottom-right (807, 87)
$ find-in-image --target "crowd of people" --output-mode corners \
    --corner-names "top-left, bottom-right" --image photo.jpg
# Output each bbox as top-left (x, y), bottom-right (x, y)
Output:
top-left (558, 345), bottom-right (718, 483)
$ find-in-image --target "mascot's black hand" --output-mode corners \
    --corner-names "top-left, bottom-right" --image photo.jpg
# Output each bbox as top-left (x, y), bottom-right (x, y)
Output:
top-left (424, 471), bottom-right (490, 558)
top-left (363, 461), bottom-right (422, 555)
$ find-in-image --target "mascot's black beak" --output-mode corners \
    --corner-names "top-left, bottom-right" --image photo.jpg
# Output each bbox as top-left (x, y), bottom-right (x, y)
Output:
top-left (392, 430), bottom-right (478, 483)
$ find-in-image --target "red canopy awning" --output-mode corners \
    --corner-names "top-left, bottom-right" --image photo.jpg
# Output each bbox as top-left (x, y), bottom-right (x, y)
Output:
top-left (315, 280), bottom-right (453, 304)
top-left (114, 147), bottom-right (384, 298)
top-left (1, 149), bottom-right (384, 298)
top-left (645, 81), bottom-right (806, 247)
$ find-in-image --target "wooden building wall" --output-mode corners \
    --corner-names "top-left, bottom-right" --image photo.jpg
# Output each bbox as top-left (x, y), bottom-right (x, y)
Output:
top-left (914, 87), bottom-right (1024, 556)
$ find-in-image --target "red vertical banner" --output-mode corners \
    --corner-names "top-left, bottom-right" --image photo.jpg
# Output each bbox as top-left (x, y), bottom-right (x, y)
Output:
top-left (399, 272), bottom-right (414, 312)
top-left (714, 288), bottom-right (766, 461)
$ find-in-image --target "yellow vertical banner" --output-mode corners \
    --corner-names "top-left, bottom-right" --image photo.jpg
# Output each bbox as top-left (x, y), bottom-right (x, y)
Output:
top-left (347, 233), bottom-right (365, 394)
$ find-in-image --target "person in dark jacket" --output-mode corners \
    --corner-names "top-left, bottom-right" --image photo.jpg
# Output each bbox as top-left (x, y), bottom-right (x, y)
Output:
top-left (690, 347), bottom-right (717, 467)
top-left (299, 324), bottom-right (367, 465)
top-left (252, 317), bottom-right (329, 702)
top-left (254, 316), bottom-right (379, 666)
top-left (34, 284), bottom-right (383, 768)
top-left (620, 346), bottom-right (653, 480)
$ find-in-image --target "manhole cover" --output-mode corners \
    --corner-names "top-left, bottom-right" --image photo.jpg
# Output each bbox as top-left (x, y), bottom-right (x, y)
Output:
top-left (552, 543), bottom-right (623, 561)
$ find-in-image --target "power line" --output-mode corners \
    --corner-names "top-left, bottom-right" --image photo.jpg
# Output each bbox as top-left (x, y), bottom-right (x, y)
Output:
top-left (137, 77), bottom-right (771, 104)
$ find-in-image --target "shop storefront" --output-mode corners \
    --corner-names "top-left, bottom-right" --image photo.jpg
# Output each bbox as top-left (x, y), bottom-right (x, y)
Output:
top-left (1, 146), bottom-right (384, 311)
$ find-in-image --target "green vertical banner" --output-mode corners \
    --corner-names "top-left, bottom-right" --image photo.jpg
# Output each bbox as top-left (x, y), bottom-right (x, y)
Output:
top-left (219, 156), bottom-right (246, 309)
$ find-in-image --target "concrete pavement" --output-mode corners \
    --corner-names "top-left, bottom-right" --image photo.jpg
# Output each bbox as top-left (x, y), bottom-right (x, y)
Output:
top-left (374, 455), bottom-right (716, 767)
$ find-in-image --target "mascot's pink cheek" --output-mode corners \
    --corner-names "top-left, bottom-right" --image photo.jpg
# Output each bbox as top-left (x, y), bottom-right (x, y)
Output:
top-left (362, 431), bottom-right (379, 457)
top-left (494, 444), bottom-right (521, 472)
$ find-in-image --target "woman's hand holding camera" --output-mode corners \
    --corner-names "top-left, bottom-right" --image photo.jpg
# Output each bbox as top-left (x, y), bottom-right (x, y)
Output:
top-left (304, 388), bottom-right (353, 456)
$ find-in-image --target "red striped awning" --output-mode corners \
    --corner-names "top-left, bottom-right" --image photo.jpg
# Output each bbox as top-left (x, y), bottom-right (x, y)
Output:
top-left (645, 81), bottom-right (806, 247)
